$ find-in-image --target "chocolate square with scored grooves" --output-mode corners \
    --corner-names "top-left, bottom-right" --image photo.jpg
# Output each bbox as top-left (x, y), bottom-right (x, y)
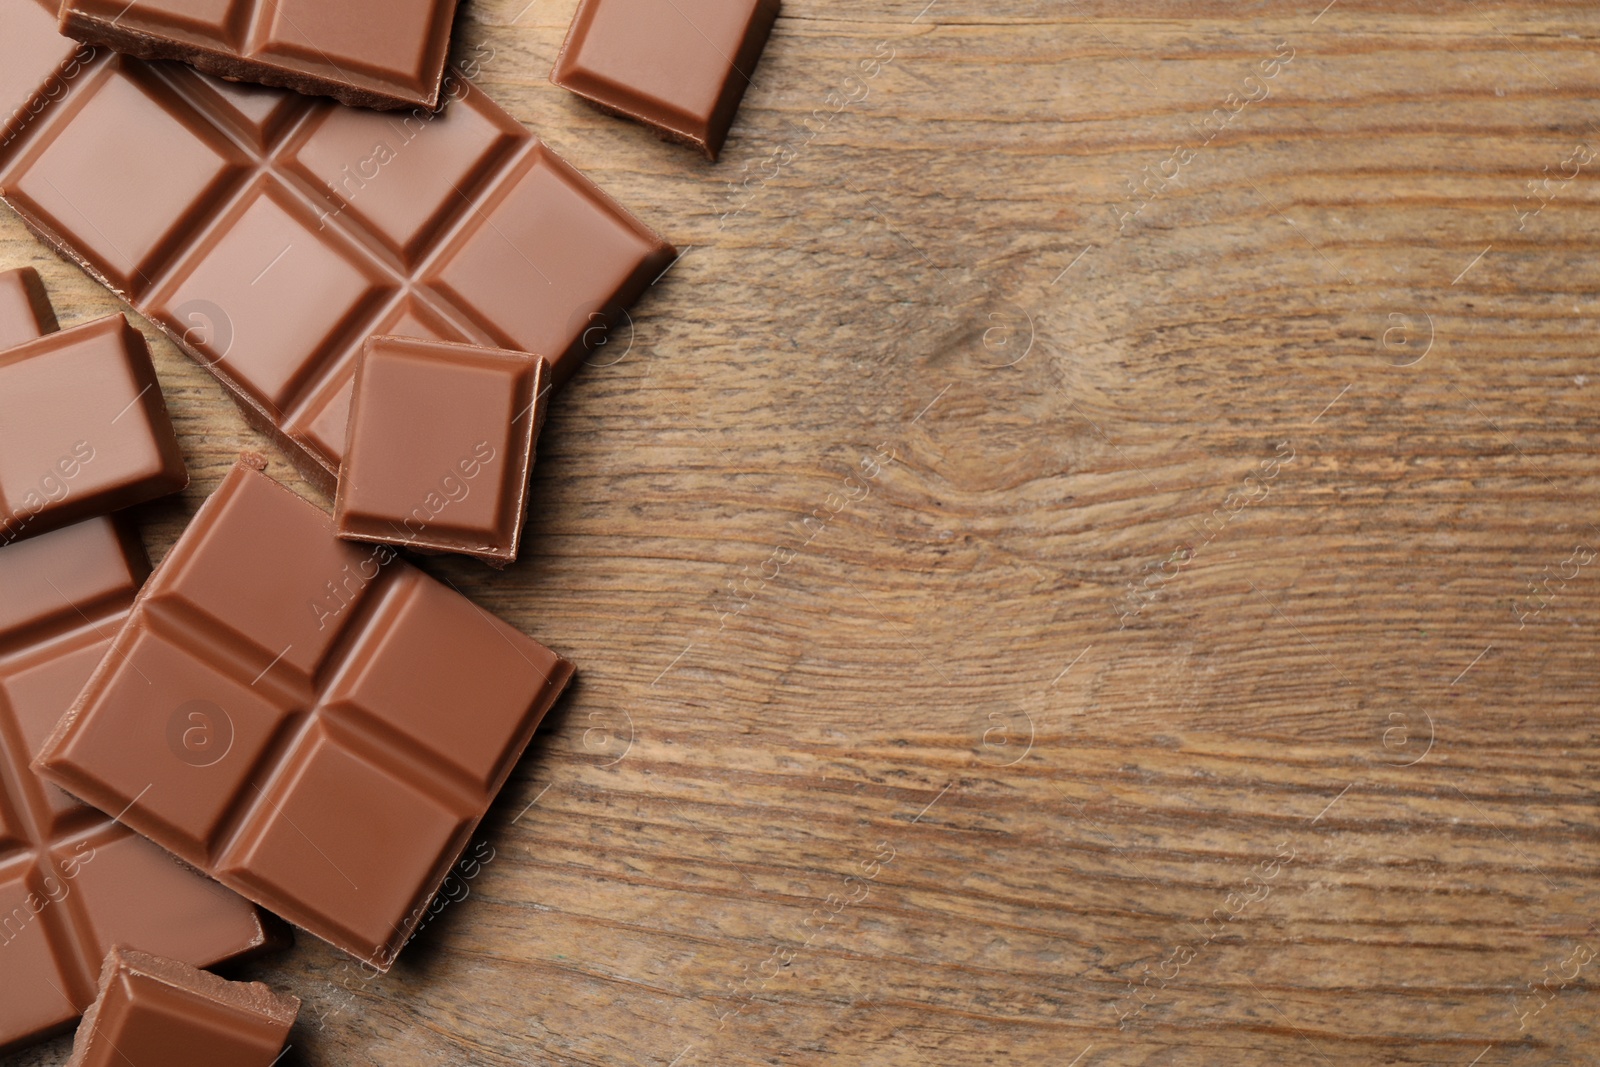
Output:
top-left (551, 0), bottom-right (781, 160)
top-left (0, 314), bottom-right (187, 547)
top-left (57, 0), bottom-right (463, 111)
top-left (35, 461), bottom-right (576, 968)
top-left (68, 946), bottom-right (298, 1067)
top-left (335, 335), bottom-right (548, 564)
top-left (0, 11), bottom-right (676, 494)
top-left (0, 517), bottom-right (280, 1054)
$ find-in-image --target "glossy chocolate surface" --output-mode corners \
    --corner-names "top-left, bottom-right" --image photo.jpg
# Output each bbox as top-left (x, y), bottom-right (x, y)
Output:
top-left (59, 0), bottom-right (462, 111)
top-left (0, 0), bottom-right (676, 494)
top-left (335, 335), bottom-right (548, 564)
top-left (0, 518), bottom-right (281, 1054)
top-left (37, 460), bottom-right (575, 969)
top-left (0, 314), bottom-right (187, 547)
top-left (68, 946), bottom-right (298, 1067)
top-left (0, 266), bottom-right (57, 351)
top-left (551, 0), bottom-right (781, 160)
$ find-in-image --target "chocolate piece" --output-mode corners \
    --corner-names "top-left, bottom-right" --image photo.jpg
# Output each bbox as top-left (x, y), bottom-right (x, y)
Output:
top-left (0, 1), bottom-right (676, 496)
top-left (36, 460), bottom-right (575, 969)
top-left (68, 946), bottom-right (298, 1067)
top-left (59, 0), bottom-right (463, 112)
top-left (334, 335), bottom-right (548, 565)
top-left (0, 314), bottom-right (187, 547)
top-left (551, 0), bottom-right (781, 160)
top-left (0, 517), bottom-right (281, 1054)
top-left (0, 266), bottom-right (57, 350)
top-left (0, 1), bottom-right (90, 154)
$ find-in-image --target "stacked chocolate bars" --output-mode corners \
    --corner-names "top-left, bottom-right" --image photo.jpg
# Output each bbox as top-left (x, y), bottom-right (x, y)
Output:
top-left (0, 0), bottom-right (780, 1059)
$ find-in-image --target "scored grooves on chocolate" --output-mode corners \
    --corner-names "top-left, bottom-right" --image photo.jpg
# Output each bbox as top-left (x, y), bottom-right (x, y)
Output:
top-left (60, 0), bottom-right (463, 110)
top-left (0, 0), bottom-right (676, 493)
top-left (36, 463), bottom-right (575, 969)
top-left (0, 518), bottom-right (276, 1052)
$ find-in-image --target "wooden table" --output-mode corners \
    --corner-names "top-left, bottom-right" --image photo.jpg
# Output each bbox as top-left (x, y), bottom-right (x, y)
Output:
top-left (6, 1), bottom-right (1599, 1064)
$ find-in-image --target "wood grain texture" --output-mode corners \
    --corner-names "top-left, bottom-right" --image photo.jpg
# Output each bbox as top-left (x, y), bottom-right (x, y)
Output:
top-left (4, 0), bottom-right (1600, 1064)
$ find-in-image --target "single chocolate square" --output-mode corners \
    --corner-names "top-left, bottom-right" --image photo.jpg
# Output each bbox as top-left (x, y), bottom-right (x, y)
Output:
top-left (58, 0), bottom-right (463, 111)
top-left (0, 267), bottom-right (57, 351)
top-left (0, 314), bottom-right (186, 547)
top-left (551, 0), bottom-right (781, 160)
top-left (36, 459), bottom-right (575, 969)
top-left (68, 946), bottom-right (298, 1067)
top-left (334, 336), bottom-right (548, 564)
top-left (0, 517), bottom-right (281, 1055)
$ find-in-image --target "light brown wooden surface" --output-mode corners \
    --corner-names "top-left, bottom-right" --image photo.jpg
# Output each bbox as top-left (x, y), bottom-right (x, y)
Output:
top-left (5, 0), bottom-right (1600, 1064)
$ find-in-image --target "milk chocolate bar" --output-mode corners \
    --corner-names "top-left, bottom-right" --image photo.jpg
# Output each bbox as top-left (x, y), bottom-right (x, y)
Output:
top-left (0, 314), bottom-right (188, 547)
top-left (59, 0), bottom-right (463, 111)
top-left (334, 335), bottom-right (549, 565)
top-left (67, 946), bottom-right (299, 1067)
top-left (0, 0), bottom-right (676, 495)
top-left (0, 517), bottom-right (282, 1054)
top-left (37, 460), bottom-right (575, 969)
top-left (551, 0), bottom-right (781, 160)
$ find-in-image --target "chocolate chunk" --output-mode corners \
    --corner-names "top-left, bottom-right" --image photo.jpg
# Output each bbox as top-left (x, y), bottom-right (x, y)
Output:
top-left (68, 946), bottom-right (299, 1067)
top-left (36, 459), bottom-right (575, 969)
top-left (551, 0), bottom-right (781, 160)
top-left (0, 266), bottom-right (58, 350)
top-left (334, 335), bottom-right (549, 565)
top-left (0, 517), bottom-right (282, 1055)
top-left (59, 0), bottom-right (463, 111)
top-left (0, 314), bottom-right (187, 547)
top-left (0, 0), bottom-right (676, 495)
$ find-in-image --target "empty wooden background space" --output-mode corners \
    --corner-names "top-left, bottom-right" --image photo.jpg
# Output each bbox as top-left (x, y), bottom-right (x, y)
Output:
top-left (4, 0), bottom-right (1600, 1064)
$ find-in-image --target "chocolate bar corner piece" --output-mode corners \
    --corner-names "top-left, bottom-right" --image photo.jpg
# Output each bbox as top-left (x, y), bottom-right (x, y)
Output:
top-left (334, 335), bottom-right (549, 565)
top-left (58, 0), bottom-right (462, 111)
top-left (0, 313), bottom-right (187, 547)
top-left (68, 946), bottom-right (299, 1067)
top-left (0, 516), bottom-right (282, 1055)
top-left (551, 0), bottom-right (781, 160)
top-left (35, 460), bottom-right (575, 968)
top-left (0, 12), bottom-right (675, 493)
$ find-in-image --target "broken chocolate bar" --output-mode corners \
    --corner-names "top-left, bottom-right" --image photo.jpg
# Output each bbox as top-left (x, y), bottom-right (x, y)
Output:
top-left (59, 0), bottom-right (464, 111)
top-left (0, 517), bottom-right (282, 1054)
top-left (36, 460), bottom-right (575, 969)
top-left (0, 0), bottom-right (675, 495)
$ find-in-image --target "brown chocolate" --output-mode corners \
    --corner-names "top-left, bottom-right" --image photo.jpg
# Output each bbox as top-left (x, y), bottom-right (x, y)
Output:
top-left (36, 460), bottom-right (575, 969)
top-left (0, 0), bottom-right (676, 495)
top-left (334, 335), bottom-right (549, 565)
top-left (551, 0), bottom-right (781, 160)
top-left (59, 0), bottom-right (463, 111)
top-left (0, 266), bottom-right (57, 350)
top-left (68, 946), bottom-right (299, 1067)
top-left (0, 517), bottom-right (282, 1054)
top-left (0, 314), bottom-right (187, 547)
